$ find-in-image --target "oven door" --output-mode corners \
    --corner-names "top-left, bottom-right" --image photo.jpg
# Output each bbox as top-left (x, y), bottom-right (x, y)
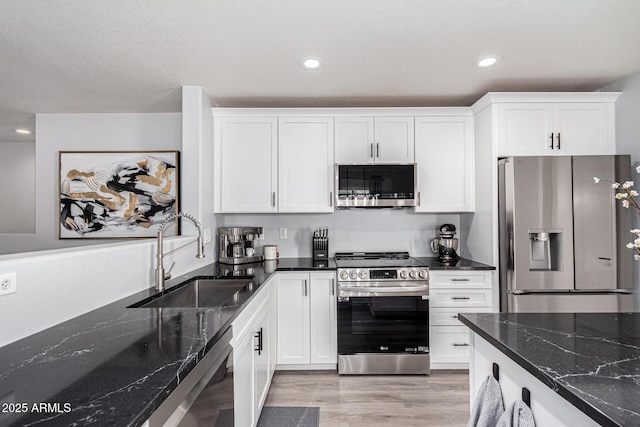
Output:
top-left (337, 295), bottom-right (429, 355)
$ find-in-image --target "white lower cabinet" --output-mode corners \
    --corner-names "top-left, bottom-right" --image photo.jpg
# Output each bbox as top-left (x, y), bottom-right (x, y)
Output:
top-left (276, 272), bottom-right (337, 369)
top-left (429, 270), bottom-right (493, 369)
top-left (231, 278), bottom-right (275, 427)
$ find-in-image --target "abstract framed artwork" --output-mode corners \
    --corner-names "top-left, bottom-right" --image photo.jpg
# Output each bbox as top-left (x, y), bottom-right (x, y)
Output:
top-left (59, 150), bottom-right (180, 239)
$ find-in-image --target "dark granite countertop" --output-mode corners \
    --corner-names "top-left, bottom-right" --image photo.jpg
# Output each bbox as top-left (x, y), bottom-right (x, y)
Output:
top-left (0, 259), bottom-right (332, 427)
top-left (414, 256), bottom-right (495, 270)
top-left (459, 313), bottom-right (640, 427)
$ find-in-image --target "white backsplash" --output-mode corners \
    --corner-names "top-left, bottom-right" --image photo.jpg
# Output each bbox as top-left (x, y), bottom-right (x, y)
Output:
top-left (217, 210), bottom-right (460, 258)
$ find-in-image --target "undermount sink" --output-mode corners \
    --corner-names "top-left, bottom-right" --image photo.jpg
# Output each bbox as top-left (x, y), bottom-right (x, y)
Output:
top-left (130, 278), bottom-right (252, 308)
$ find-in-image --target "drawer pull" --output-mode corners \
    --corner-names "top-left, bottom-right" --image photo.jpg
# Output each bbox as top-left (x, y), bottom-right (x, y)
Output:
top-left (451, 297), bottom-right (471, 300)
top-left (451, 315), bottom-right (459, 319)
top-left (452, 343), bottom-right (470, 347)
top-left (450, 278), bottom-right (470, 282)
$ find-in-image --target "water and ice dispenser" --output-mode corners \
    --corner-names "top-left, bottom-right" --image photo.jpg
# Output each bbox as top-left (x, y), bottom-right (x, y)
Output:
top-left (528, 231), bottom-right (563, 271)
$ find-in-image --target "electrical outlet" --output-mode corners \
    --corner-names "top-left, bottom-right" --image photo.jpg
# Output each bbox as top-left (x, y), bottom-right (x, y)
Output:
top-left (0, 272), bottom-right (16, 296)
top-left (203, 228), bottom-right (212, 244)
top-left (280, 228), bottom-right (287, 239)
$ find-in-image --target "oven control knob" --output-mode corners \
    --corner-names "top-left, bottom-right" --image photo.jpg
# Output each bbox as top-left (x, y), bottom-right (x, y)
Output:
top-left (349, 271), bottom-right (358, 280)
top-left (358, 271), bottom-right (367, 280)
top-left (409, 270), bottom-right (417, 279)
top-left (399, 270), bottom-right (408, 279)
top-left (339, 270), bottom-right (349, 280)
top-left (419, 270), bottom-right (428, 279)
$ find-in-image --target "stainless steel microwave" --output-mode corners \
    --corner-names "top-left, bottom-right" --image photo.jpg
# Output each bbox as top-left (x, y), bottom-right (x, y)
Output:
top-left (335, 163), bottom-right (417, 208)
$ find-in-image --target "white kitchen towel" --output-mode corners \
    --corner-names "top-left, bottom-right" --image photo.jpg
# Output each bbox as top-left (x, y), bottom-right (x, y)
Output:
top-left (495, 400), bottom-right (536, 427)
top-left (467, 375), bottom-right (505, 427)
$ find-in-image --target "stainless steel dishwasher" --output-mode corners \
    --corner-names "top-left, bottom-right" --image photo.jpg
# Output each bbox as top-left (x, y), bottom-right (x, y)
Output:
top-left (147, 326), bottom-right (234, 427)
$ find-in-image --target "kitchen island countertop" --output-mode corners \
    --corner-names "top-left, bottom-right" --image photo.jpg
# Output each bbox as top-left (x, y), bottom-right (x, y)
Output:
top-left (459, 312), bottom-right (640, 427)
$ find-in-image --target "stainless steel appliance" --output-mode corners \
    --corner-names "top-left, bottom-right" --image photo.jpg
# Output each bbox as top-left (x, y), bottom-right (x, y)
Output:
top-left (335, 252), bottom-right (430, 375)
top-left (498, 156), bottom-right (635, 313)
top-left (335, 163), bottom-right (417, 208)
top-left (430, 224), bottom-right (460, 263)
top-left (218, 227), bottom-right (263, 265)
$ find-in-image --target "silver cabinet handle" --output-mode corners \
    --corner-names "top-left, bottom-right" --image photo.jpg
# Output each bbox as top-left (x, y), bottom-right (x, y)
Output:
top-left (417, 191), bottom-right (421, 206)
top-left (451, 296), bottom-right (471, 300)
top-left (304, 279), bottom-right (308, 296)
top-left (331, 278), bottom-right (335, 296)
top-left (452, 343), bottom-right (469, 347)
top-left (451, 278), bottom-right (470, 282)
top-left (330, 191), bottom-right (333, 207)
top-left (376, 143), bottom-right (380, 158)
top-left (370, 143), bottom-right (374, 158)
top-left (272, 192), bottom-right (276, 207)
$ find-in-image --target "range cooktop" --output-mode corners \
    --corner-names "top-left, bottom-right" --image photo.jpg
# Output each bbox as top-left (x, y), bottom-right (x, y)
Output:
top-left (334, 252), bottom-right (426, 268)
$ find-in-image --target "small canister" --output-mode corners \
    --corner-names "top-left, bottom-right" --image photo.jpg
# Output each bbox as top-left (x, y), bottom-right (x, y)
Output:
top-left (264, 245), bottom-right (277, 260)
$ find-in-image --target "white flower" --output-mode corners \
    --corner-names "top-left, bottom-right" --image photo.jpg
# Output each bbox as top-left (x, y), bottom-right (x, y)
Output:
top-left (623, 200), bottom-right (630, 208)
top-left (631, 229), bottom-right (640, 234)
top-left (635, 238), bottom-right (640, 247)
top-left (635, 254), bottom-right (640, 261)
top-left (623, 181), bottom-right (634, 189)
top-left (593, 177), bottom-right (601, 183)
top-left (636, 165), bottom-right (640, 174)
top-left (630, 190), bottom-right (639, 197)
top-left (612, 182), bottom-right (621, 189)
top-left (627, 243), bottom-right (635, 249)
top-left (615, 193), bottom-right (628, 199)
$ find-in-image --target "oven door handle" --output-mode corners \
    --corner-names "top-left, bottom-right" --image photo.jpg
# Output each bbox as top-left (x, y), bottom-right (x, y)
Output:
top-left (340, 285), bottom-right (429, 294)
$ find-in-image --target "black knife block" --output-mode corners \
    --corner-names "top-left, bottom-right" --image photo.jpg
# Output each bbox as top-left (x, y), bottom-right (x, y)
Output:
top-left (312, 228), bottom-right (329, 261)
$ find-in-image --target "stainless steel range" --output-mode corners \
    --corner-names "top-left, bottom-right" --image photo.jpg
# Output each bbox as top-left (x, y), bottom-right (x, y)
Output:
top-left (335, 252), bottom-right (430, 375)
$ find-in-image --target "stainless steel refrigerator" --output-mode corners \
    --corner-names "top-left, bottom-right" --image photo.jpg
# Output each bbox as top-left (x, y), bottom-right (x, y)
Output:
top-left (498, 155), bottom-right (635, 313)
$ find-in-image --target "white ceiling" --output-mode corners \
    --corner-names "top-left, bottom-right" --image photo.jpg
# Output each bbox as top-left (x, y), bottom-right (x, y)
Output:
top-left (2, 0), bottom-right (640, 142)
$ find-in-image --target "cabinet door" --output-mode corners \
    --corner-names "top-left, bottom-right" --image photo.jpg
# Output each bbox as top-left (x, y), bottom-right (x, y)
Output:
top-left (276, 273), bottom-right (310, 365)
top-left (233, 329), bottom-right (255, 427)
top-left (496, 103), bottom-right (553, 155)
top-left (309, 272), bottom-right (337, 364)
top-left (414, 116), bottom-right (474, 212)
top-left (253, 306), bottom-right (270, 419)
top-left (553, 103), bottom-right (615, 155)
top-left (374, 117), bottom-right (415, 163)
top-left (335, 117), bottom-right (375, 163)
top-left (278, 117), bottom-right (334, 212)
top-left (220, 117), bottom-right (278, 212)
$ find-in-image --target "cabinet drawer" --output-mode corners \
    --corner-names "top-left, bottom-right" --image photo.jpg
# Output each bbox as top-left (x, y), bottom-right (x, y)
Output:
top-left (429, 271), bottom-right (490, 289)
top-left (430, 307), bottom-right (492, 326)
top-left (430, 325), bottom-right (471, 363)
top-left (429, 289), bottom-right (492, 307)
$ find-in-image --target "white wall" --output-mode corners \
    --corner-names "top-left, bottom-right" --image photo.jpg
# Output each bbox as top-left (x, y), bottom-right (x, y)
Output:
top-left (601, 71), bottom-right (640, 308)
top-left (0, 142), bottom-right (35, 233)
top-left (219, 210), bottom-right (460, 258)
top-left (0, 113), bottom-right (183, 255)
top-left (182, 86), bottom-right (216, 258)
top-left (0, 90), bottom-right (216, 347)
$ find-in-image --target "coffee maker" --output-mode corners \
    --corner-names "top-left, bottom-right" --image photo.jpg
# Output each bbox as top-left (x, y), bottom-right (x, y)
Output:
top-left (430, 224), bottom-right (460, 263)
top-left (218, 227), bottom-right (263, 265)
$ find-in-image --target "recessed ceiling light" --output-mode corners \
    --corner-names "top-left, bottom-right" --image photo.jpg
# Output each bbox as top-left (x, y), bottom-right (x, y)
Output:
top-left (301, 57), bottom-right (323, 70)
top-left (15, 129), bottom-right (32, 134)
top-left (475, 55), bottom-right (503, 68)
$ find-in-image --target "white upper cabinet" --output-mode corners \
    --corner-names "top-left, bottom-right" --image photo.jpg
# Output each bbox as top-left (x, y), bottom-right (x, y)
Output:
top-left (335, 116), bottom-right (414, 163)
top-left (218, 117), bottom-right (278, 212)
top-left (414, 116), bottom-right (474, 212)
top-left (492, 95), bottom-right (617, 156)
top-left (278, 117), bottom-right (334, 212)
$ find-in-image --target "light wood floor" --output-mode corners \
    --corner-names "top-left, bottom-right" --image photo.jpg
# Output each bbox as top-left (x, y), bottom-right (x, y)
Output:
top-left (264, 370), bottom-right (470, 427)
